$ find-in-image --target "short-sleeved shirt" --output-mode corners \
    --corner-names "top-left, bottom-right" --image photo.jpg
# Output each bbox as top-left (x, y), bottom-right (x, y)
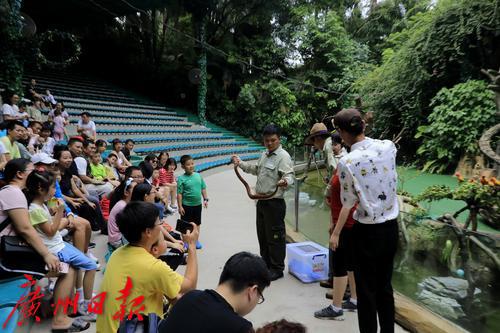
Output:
top-left (159, 168), bottom-right (174, 185)
top-left (239, 145), bottom-right (294, 199)
top-left (74, 156), bottom-right (89, 176)
top-left (114, 151), bottom-right (128, 167)
top-left (90, 163), bottom-right (107, 180)
top-left (0, 136), bottom-right (21, 159)
top-left (28, 202), bottom-right (65, 254)
top-left (76, 120), bottom-right (96, 138)
top-left (177, 172), bottom-right (206, 206)
top-left (159, 289), bottom-right (253, 333)
top-left (330, 171), bottom-right (356, 228)
top-left (27, 106), bottom-right (43, 122)
top-left (2, 104), bottom-right (21, 119)
top-left (96, 245), bottom-right (184, 333)
top-left (0, 185), bottom-right (28, 236)
top-left (337, 137), bottom-right (399, 224)
top-left (0, 141), bottom-right (6, 155)
top-left (107, 200), bottom-right (126, 247)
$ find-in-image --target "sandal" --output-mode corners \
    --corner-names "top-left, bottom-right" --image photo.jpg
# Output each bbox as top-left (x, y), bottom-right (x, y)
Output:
top-left (51, 317), bottom-right (90, 332)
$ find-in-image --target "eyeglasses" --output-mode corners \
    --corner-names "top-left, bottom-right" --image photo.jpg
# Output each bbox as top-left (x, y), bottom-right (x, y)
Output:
top-left (152, 160), bottom-right (158, 163)
top-left (257, 289), bottom-right (265, 304)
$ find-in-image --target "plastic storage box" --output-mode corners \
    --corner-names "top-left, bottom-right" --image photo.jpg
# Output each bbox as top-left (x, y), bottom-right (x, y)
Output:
top-left (287, 241), bottom-right (329, 283)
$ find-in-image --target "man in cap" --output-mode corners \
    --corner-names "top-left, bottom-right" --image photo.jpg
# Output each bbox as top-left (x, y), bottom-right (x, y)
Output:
top-left (331, 108), bottom-right (399, 333)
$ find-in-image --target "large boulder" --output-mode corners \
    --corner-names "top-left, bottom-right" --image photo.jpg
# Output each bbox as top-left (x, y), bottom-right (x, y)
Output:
top-left (418, 276), bottom-right (481, 301)
top-left (416, 290), bottom-right (466, 321)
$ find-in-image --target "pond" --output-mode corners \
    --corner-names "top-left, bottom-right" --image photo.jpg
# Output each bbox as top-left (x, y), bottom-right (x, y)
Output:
top-left (284, 168), bottom-right (500, 333)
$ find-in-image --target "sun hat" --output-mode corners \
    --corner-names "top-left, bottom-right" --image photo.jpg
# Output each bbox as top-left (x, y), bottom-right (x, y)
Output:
top-left (305, 123), bottom-right (331, 145)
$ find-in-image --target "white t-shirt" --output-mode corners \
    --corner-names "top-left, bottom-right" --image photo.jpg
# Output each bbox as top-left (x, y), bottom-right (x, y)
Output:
top-left (2, 104), bottom-right (22, 118)
top-left (0, 185), bottom-right (28, 236)
top-left (338, 137), bottom-right (399, 224)
top-left (77, 120), bottom-right (96, 138)
top-left (28, 202), bottom-right (65, 254)
top-left (0, 141), bottom-right (6, 155)
top-left (74, 156), bottom-right (88, 176)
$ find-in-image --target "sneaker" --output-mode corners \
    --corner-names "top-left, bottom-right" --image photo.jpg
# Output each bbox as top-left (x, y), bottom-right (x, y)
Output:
top-left (169, 205), bottom-right (178, 212)
top-left (342, 299), bottom-right (357, 311)
top-left (86, 251), bottom-right (99, 263)
top-left (88, 242), bottom-right (96, 249)
top-left (314, 305), bottom-right (344, 320)
top-left (164, 206), bottom-right (174, 215)
top-left (78, 301), bottom-right (97, 322)
top-left (196, 240), bottom-right (203, 250)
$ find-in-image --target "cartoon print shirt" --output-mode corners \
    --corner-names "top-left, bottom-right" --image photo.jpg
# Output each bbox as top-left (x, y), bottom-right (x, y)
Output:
top-left (337, 137), bottom-right (399, 224)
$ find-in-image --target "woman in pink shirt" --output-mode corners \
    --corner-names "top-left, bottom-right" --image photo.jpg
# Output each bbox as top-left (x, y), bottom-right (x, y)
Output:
top-left (107, 178), bottom-right (136, 249)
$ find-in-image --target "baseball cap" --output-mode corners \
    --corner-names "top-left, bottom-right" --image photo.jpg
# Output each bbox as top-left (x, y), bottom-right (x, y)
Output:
top-left (31, 153), bottom-right (57, 165)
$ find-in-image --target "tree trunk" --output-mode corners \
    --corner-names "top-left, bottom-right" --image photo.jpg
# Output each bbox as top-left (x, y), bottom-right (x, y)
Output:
top-left (197, 18), bottom-right (207, 126)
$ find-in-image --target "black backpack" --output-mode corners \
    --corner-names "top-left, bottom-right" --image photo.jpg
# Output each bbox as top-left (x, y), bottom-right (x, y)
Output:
top-left (117, 313), bottom-right (162, 333)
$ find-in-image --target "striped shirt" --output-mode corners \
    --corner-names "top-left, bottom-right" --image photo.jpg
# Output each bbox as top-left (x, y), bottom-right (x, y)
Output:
top-left (159, 168), bottom-right (175, 185)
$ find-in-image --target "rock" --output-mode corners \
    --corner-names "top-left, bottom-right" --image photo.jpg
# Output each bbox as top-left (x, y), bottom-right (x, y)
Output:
top-left (418, 276), bottom-right (481, 301)
top-left (416, 290), bottom-right (466, 320)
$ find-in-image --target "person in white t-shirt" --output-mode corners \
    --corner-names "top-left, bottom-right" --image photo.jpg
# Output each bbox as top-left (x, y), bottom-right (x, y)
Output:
top-left (331, 108), bottom-right (399, 333)
top-left (2, 93), bottom-right (28, 121)
top-left (0, 140), bottom-right (7, 171)
top-left (76, 112), bottom-right (97, 141)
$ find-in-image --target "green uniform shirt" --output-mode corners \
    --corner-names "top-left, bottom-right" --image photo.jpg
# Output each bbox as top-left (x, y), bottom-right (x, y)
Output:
top-left (177, 172), bottom-right (206, 206)
top-left (0, 136), bottom-right (20, 159)
top-left (239, 145), bottom-right (294, 199)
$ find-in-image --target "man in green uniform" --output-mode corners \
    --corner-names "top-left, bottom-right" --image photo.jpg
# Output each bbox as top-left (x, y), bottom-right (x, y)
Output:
top-left (232, 124), bottom-right (294, 281)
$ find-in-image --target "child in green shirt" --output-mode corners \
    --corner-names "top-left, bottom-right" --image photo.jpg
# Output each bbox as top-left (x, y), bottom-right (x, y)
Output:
top-left (177, 155), bottom-right (208, 249)
top-left (90, 153), bottom-right (120, 187)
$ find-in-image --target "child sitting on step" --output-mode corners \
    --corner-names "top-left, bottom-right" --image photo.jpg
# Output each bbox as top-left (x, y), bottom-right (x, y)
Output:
top-left (26, 169), bottom-right (98, 322)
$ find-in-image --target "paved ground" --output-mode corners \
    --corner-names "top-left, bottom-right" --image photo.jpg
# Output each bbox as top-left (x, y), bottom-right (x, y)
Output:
top-left (30, 167), bottom-right (407, 333)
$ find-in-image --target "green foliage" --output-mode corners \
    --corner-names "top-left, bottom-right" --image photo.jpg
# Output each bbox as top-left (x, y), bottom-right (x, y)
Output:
top-left (415, 80), bottom-right (497, 173)
top-left (358, 0), bottom-right (500, 157)
top-left (0, 0), bottom-right (24, 93)
top-left (416, 176), bottom-right (500, 211)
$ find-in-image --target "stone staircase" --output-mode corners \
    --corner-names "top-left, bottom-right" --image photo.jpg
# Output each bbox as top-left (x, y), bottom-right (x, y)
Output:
top-left (21, 70), bottom-right (262, 171)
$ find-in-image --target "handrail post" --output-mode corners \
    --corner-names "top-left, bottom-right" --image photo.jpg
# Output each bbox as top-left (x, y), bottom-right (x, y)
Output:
top-left (294, 176), bottom-right (300, 232)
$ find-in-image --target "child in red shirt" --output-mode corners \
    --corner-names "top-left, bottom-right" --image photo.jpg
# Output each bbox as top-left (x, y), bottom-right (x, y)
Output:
top-left (158, 157), bottom-right (178, 210)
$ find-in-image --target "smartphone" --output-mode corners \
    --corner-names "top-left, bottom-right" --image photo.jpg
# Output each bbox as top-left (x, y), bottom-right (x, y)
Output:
top-left (45, 262), bottom-right (70, 273)
top-left (176, 219), bottom-right (194, 234)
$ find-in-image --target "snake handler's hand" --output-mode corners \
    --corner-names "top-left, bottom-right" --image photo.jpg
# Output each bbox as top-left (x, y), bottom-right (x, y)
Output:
top-left (231, 155), bottom-right (241, 166)
top-left (277, 179), bottom-right (288, 188)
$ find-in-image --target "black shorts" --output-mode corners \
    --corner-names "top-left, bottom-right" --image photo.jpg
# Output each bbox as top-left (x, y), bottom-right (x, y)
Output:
top-left (182, 204), bottom-right (202, 225)
top-left (332, 227), bottom-right (354, 277)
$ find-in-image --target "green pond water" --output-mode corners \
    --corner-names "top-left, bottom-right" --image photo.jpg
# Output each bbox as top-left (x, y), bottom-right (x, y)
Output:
top-left (284, 168), bottom-right (500, 333)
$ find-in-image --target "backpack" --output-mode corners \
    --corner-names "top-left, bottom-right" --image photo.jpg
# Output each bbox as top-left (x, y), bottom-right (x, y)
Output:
top-left (117, 313), bottom-right (162, 333)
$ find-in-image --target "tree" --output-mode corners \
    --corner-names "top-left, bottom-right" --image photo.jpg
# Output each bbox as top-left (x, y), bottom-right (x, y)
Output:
top-left (358, 0), bottom-right (500, 158)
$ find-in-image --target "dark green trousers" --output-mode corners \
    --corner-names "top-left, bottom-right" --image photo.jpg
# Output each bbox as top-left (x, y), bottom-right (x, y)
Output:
top-left (256, 198), bottom-right (286, 272)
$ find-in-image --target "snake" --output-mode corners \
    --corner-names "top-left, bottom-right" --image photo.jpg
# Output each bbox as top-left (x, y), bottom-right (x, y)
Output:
top-left (233, 164), bottom-right (279, 200)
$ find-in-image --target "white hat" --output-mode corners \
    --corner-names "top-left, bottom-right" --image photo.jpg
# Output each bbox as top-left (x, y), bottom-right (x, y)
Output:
top-left (31, 153), bottom-right (57, 165)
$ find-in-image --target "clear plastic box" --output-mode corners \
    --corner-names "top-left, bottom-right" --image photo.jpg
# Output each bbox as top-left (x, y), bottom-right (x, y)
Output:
top-left (286, 241), bottom-right (329, 283)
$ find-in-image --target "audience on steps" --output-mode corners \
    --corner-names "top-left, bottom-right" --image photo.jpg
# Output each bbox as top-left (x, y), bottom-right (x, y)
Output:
top-left (0, 81), bottom-right (323, 333)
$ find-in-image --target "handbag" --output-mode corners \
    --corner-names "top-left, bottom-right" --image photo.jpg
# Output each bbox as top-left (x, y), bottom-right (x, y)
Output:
top-left (0, 190), bottom-right (48, 278)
